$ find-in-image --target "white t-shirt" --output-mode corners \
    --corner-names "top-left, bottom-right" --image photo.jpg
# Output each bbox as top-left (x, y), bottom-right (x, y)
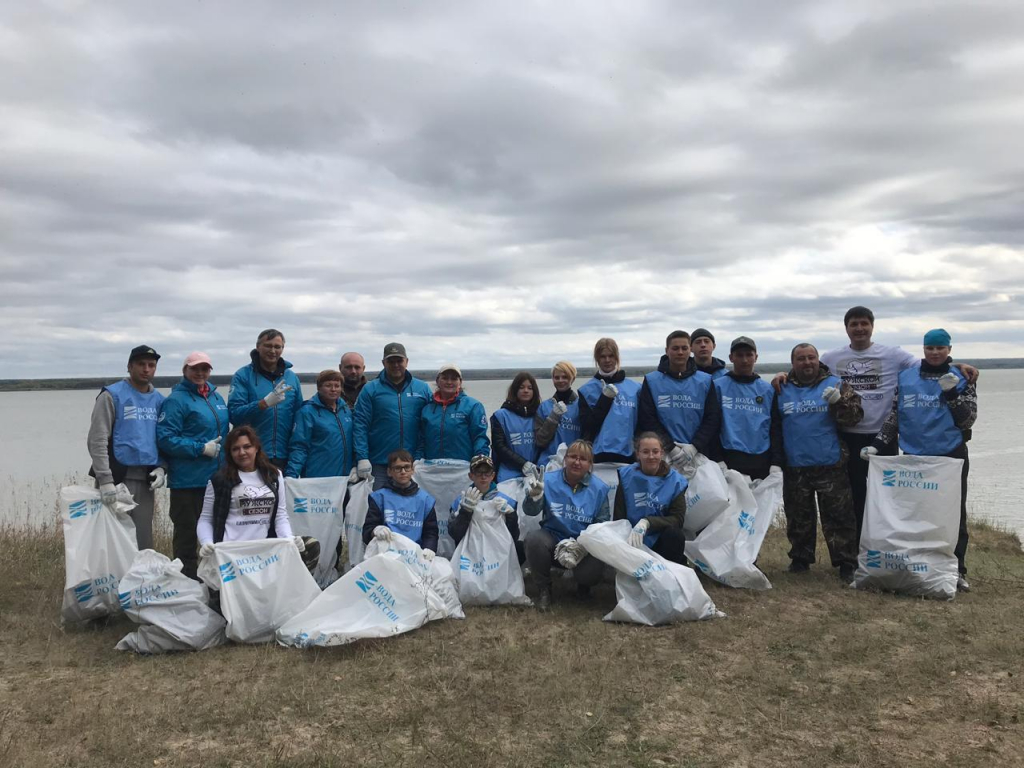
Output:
top-left (820, 343), bottom-right (918, 434)
top-left (198, 470), bottom-right (292, 544)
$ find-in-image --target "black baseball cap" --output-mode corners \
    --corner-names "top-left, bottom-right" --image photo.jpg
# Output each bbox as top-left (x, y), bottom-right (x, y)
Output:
top-left (730, 336), bottom-right (757, 352)
top-left (128, 345), bottom-right (161, 363)
top-left (382, 342), bottom-right (407, 359)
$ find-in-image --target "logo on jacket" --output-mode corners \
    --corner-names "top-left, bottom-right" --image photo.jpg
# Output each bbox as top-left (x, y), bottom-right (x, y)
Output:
top-left (721, 395), bottom-right (764, 413)
top-left (632, 492), bottom-right (663, 512)
top-left (508, 432), bottom-right (533, 447)
top-left (656, 394), bottom-right (698, 410)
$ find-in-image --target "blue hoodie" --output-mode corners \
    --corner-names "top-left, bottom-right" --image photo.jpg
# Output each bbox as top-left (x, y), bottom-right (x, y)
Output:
top-left (286, 394), bottom-right (355, 478)
top-left (418, 390), bottom-right (490, 461)
top-left (228, 351), bottom-right (304, 461)
top-left (353, 370), bottom-right (433, 465)
top-left (156, 378), bottom-right (230, 489)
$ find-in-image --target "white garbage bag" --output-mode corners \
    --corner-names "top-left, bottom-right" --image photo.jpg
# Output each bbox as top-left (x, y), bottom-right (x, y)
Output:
top-left (285, 476), bottom-right (347, 587)
top-left (115, 550), bottom-right (226, 653)
top-left (451, 499), bottom-right (531, 606)
top-left (498, 477), bottom-right (537, 543)
top-left (343, 479), bottom-right (372, 569)
top-left (543, 443), bottom-right (568, 472)
top-left (364, 532), bottom-right (464, 619)
top-left (199, 539), bottom-right (322, 643)
top-left (853, 455), bottom-right (963, 599)
top-left (413, 459), bottom-right (470, 558)
top-left (60, 484), bottom-right (139, 624)
top-left (578, 520), bottom-right (720, 625)
top-left (680, 454), bottom-right (731, 538)
top-left (277, 551), bottom-right (452, 648)
top-left (685, 469), bottom-right (778, 590)
top-left (591, 461), bottom-right (630, 514)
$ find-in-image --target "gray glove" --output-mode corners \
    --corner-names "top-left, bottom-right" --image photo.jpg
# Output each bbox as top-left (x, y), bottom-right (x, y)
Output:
top-left (628, 520), bottom-right (649, 548)
top-left (821, 386), bottom-right (841, 405)
top-left (938, 373), bottom-right (959, 392)
top-left (550, 400), bottom-right (568, 419)
top-left (373, 526), bottom-right (392, 543)
top-left (292, 536), bottom-right (306, 553)
top-left (461, 487), bottom-right (482, 513)
top-left (495, 498), bottom-right (515, 517)
top-left (521, 462), bottom-right (539, 479)
top-left (202, 436), bottom-right (222, 458)
top-left (357, 459), bottom-right (373, 480)
top-left (263, 379), bottom-right (293, 408)
top-left (526, 476), bottom-right (545, 501)
top-left (422, 548), bottom-right (435, 562)
top-left (199, 542), bottom-right (215, 559)
top-left (860, 446), bottom-right (879, 461)
top-left (669, 443), bottom-right (698, 469)
top-left (602, 382), bottom-right (619, 399)
top-left (148, 467), bottom-right (167, 490)
top-left (99, 483), bottom-right (118, 509)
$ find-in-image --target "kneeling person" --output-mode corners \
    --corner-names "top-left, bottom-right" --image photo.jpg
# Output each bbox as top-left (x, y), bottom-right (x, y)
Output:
top-left (362, 450), bottom-right (439, 559)
top-left (613, 433), bottom-right (688, 564)
top-left (522, 440), bottom-right (610, 610)
top-left (450, 455), bottom-right (524, 564)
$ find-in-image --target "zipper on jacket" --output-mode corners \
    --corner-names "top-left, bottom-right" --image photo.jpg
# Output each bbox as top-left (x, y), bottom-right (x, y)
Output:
top-left (439, 402), bottom-right (448, 455)
top-left (333, 410), bottom-right (348, 466)
top-left (203, 392), bottom-right (222, 437)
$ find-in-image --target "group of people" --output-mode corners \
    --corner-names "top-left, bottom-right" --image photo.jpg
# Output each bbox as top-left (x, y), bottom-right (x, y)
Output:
top-left (86, 305), bottom-right (979, 608)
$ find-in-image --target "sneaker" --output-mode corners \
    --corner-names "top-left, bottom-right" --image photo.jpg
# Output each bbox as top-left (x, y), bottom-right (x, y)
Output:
top-left (788, 560), bottom-right (810, 574)
top-left (537, 588), bottom-right (552, 612)
top-left (839, 564), bottom-right (855, 584)
top-left (576, 584), bottom-right (592, 600)
top-left (957, 576), bottom-right (971, 593)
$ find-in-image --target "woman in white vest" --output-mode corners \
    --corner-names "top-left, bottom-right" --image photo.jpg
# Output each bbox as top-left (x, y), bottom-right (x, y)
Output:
top-left (490, 372), bottom-right (541, 483)
top-left (613, 432), bottom-right (688, 564)
top-left (578, 338), bottom-right (641, 464)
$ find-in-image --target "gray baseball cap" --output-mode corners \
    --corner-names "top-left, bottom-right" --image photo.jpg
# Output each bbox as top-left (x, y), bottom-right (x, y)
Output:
top-left (730, 336), bottom-right (757, 352)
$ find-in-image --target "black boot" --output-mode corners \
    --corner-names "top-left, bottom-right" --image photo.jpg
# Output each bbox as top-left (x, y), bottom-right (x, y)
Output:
top-left (576, 583), bottom-right (592, 600)
top-left (788, 560), bottom-right (810, 574)
top-left (537, 587), bottom-right (552, 612)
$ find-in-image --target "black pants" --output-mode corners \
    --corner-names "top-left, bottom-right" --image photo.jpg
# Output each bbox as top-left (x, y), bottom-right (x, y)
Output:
top-left (840, 432), bottom-right (897, 541)
top-left (651, 527), bottom-right (687, 565)
top-left (954, 449), bottom-right (970, 576)
top-left (169, 487), bottom-right (207, 580)
top-left (524, 529), bottom-right (604, 591)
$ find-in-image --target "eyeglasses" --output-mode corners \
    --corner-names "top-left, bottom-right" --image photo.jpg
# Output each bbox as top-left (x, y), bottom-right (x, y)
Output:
top-left (391, 465), bottom-right (414, 473)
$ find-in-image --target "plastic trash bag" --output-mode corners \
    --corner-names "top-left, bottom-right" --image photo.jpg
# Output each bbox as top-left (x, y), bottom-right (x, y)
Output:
top-left (498, 477), bottom-right (537, 543)
top-left (115, 550), bottom-right (226, 653)
top-left (413, 459), bottom-right (470, 558)
top-left (285, 476), bottom-right (347, 587)
top-left (451, 499), bottom-right (531, 606)
top-left (680, 454), bottom-right (731, 538)
top-left (343, 479), bottom-right (372, 569)
top-left (853, 455), bottom-right (963, 599)
top-left (60, 484), bottom-right (139, 624)
top-left (685, 469), bottom-right (779, 590)
top-left (364, 532), bottom-right (464, 619)
top-left (591, 461), bottom-right (630, 514)
top-left (276, 551), bottom-right (454, 648)
top-left (578, 520), bottom-right (720, 625)
top-left (198, 539), bottom-right (322, 643)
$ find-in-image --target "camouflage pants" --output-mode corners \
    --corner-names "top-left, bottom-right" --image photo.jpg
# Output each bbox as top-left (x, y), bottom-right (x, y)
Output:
top-left (783, 465), bottom-right (857, 569)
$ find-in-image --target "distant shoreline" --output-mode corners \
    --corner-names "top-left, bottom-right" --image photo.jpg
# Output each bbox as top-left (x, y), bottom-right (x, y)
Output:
top-left (1, 359), bottom-right (1021, 392)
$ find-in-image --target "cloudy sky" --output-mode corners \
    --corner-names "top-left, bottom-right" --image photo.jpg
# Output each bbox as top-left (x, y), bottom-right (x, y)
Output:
top-left (2, 0), bottom-right (1022, 378)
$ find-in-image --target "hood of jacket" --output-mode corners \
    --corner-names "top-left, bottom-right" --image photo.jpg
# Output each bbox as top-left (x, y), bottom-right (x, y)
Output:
top-left (172, 377), bottom-right (220, 398)
top-left (501, 399), bottom-right (537, 418)
top-left (249, 349), bottom-right (293, 381)
top-left (553, 388), bottom-right (578, 404)
top-left (384, 477), bottom-right (421, 496)
top-left (697, 356), bottom-right (727, 376)
top-left (376, 368), bottom-right (412, 392)
top-left (656, 354), bottom-right (699, 380)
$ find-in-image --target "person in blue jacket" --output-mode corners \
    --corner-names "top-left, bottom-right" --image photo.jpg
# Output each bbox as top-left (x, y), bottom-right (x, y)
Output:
top-left (418, 363), bottom-right (490, 461)
top-left (535, 360), bottom-right (583, 467)
top-left (449, 455), bottom-right (524, 563)
top-left (637, 330), bottom-right (721, 468)
top-left (228, 329), bottom-right (303, 469)
top-left (286, 369), bottom-right (354, 479)
top-left (578, 337), bottom-right (641, 464)
top-left (613, 432), bottom-right (689, 565)
top-left (522, 439), bottom-right (610, 611)
top-left (353, 342), bottom-right (433, 489)
top-left (491, 372), bottom-right (541, 483)
top-left (864, 329), bottom-right (978, 592)
top-left (156, 351), bottom-right (230, 579)
top-left (362, 449), bottom-right (439, 557)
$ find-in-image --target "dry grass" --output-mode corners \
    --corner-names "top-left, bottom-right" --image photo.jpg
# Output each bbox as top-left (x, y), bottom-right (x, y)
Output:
top-left (1, 520), bottom-right (1022, 768)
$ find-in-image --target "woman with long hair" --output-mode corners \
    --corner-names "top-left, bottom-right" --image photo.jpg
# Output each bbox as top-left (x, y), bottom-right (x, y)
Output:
top-left (490, 371), bottom-right (541, 483)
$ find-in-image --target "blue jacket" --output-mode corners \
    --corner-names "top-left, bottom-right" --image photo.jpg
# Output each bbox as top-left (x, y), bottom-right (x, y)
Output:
top-left (353, 370), bottom-right (433, 465)
top-left (418, 390), bottom-right (490, 461)
top-left (228, 351), bottom-right (304, 461)
top-left (156, 379), bottom-right (230, 490)
top-left (286, 394), bottom-right (355, 479)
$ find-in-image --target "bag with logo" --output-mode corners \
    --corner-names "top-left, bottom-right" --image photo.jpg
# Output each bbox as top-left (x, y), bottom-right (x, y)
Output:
top-left (685, 469), bottom-right (778, 590)
top-left (450, 499), bottom-right (531, 606)
top-left (853, 455), bottom-right (962, 599)
top-left (343, 479), bottom-right (373, 569)
top-left (277, 551), bottom-right (452, 648)
top-left (60, 484), bottom-right (140, 624)
top-left (285, 476), bottom-right (347, 587)
top-left (364, 532), bottom-right (464, 619)
top-left (115, 550), bottom-right (226, 654)
top-left (680, 454), bottom-right (731, 538)
top-left (200, 539), bottom-right (322, 643)
top-left (412, 459), bottom-right (471, 558)
top-left (578, 520), bottom-right (720, 625)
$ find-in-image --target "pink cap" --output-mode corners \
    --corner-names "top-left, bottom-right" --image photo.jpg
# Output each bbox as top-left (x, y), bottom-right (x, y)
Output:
top-left (184, 351), bottom-right (213, 369)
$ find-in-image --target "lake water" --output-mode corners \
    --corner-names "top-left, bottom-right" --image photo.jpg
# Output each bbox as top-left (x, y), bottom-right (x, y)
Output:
top-left (2, 372), bottom-right (1021, 538)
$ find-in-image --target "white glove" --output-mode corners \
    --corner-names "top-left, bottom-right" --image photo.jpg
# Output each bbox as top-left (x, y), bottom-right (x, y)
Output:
top-left (629, 519), bottom-right (649, 548)
top-left (292, 535), bottom-right (306, 553)
top-left (602, 382), bottom-right (619, 399)
top-left (860, 446), bottom-right (879, 461)
top-left (347, 468), bottom-right (359, 484)
top-left (202, 436), bottom-right (222, 458)
top-left (495, 498), bottom-right (515, 517)
top-left (357, 459), bottom-right (373, 480)
top-left (263, 379), bottom-right (293, 408)
top-left (769, 465), bottom-right (783, 477)
top-left (521, 462), bottom-right (539, 479)
top-left (938, 373), bottom-right (959, 392)
top-left (148, 467), bottom-right (167, 490)
top-left (99, 483), bottom-right (118, 509)
top-left (669, 443), bottom-right (698, 468)
top-left (461, 487), bottom-right (482, 513)
top-left (199, 542), bottom-right (215, 559)
top-left (422, 548), bottom-right (435, 562)
top-left (550, 401), bottom-right (568, 418)
top-left (821, 386), bottom-right (841, 405)
top-left (373, 526), bottom-right (392, 543)
top-left (526, 476), bottom-right (545, 501)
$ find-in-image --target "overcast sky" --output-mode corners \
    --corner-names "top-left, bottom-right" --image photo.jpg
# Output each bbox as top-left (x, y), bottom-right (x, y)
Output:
top-left (2, 1), bottom-right (1022, 378)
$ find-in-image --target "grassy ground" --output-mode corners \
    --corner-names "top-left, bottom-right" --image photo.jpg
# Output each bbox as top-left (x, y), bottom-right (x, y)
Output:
top-left (1, 519), bottom-right (1022, 768)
